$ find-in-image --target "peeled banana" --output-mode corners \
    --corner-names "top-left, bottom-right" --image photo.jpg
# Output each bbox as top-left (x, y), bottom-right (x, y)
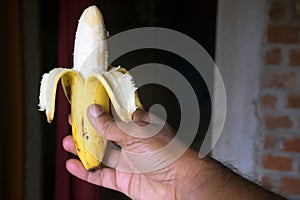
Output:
top-left (39, 6), bottom-right (142, 171)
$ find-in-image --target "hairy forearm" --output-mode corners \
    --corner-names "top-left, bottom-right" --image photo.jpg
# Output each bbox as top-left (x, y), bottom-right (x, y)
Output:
top-left (175, 150), bottom-right (285, 200)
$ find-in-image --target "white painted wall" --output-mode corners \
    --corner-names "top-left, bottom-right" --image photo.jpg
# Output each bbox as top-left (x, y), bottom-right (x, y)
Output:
top-left (212, 0), bottom-right (268, 177)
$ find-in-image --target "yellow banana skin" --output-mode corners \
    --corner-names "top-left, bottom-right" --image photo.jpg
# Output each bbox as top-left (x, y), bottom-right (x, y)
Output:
top-left (39, 6), bottom-right (141, 171)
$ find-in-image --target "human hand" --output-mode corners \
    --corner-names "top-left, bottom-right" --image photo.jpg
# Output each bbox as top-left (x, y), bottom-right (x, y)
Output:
top-left (63, 104), bottom-right (205, 200)
top-left (63, 104), bottom-right (287, 200)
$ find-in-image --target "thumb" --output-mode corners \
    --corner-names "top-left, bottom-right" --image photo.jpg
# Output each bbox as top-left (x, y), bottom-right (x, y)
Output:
top-left (87, 104), bottom-right (131, 145)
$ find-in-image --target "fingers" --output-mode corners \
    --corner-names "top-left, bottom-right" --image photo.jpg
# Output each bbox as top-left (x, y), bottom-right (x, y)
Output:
top-left (68, 114), bottom-right (72, 125)
top-left (103, 146), bottom-right (121, 168)
top-left (62, 135), bottom-right (77, 155)
top-left (65, 159), bottom-right (122, 194)
top-left (102, 145), bottom-right (136, 172)
top-left (87, 104), bottom-right (132, 145)
top-left (132, 109), bottom-right (150, 122)
top-left (87, 104), bottom-right (167, 143)
top-left (133, 109), bottom-right (165, 126)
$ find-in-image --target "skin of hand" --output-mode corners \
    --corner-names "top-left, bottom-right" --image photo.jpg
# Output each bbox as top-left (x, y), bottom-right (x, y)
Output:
top-left (63, 104), bottom-right (286, 200)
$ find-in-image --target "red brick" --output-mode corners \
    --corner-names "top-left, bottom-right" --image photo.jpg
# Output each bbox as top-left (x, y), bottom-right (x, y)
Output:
top-left (282, 137), bottom-right (300, 152)
top-left (264, 115), bottom-right (293, 130)
top-left (286, 94), bottom-right (300, 108)
top-left (260, 94), bottom-right (277, 109)
top-left (264, 72), bottom-right (296, 89)
top-left (264, 134), bottom-right (276, 149)
top-left (269, 1), bottom-right (285, 20)
top-left (289, 49), bottom-right (300, 66)
top-left (261, 176), bottom-right (273, 189)
top-left (263, 155), bottom-right (292, 171)
top-left (280, 177), bottom-right (300, 195)
top-left (267, 25), bottom-right (299, 44)
top-left (266, 48), bottom-right (281, 65)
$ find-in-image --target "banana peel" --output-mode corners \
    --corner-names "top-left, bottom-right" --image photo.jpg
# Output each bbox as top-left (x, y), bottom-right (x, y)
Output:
top-left (39, 6), bottom-right (142, 171)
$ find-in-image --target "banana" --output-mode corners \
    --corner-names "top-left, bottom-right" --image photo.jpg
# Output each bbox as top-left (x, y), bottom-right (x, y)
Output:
top-left (39, 6), bottom-right (142, 171)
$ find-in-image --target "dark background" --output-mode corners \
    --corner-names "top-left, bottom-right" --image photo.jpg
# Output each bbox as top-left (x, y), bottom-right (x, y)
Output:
top-left (1, 0), bottom-right (217, 199)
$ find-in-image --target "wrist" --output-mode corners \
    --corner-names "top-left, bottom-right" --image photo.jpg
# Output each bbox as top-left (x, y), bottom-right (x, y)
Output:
top-left (174, 150), bottom-right (286, 200)
top-left (174, 149), bottom-right (214, 199)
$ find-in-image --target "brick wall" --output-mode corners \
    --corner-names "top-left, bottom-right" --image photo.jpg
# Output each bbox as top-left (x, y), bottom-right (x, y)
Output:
top-left (259, 0), bottom-right (300, 199)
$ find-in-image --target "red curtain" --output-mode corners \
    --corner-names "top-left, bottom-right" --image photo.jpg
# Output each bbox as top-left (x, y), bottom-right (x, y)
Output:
top-left (55, 0), bottom-right (102, 199)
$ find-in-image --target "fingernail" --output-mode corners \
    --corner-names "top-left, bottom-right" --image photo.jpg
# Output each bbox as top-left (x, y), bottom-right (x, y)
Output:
top-left (88, 105), bottom-right (104, 118)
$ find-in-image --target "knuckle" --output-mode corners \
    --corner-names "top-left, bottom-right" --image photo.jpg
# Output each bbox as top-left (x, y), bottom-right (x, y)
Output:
top-left (102, 119), bottom-right (115, 136)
